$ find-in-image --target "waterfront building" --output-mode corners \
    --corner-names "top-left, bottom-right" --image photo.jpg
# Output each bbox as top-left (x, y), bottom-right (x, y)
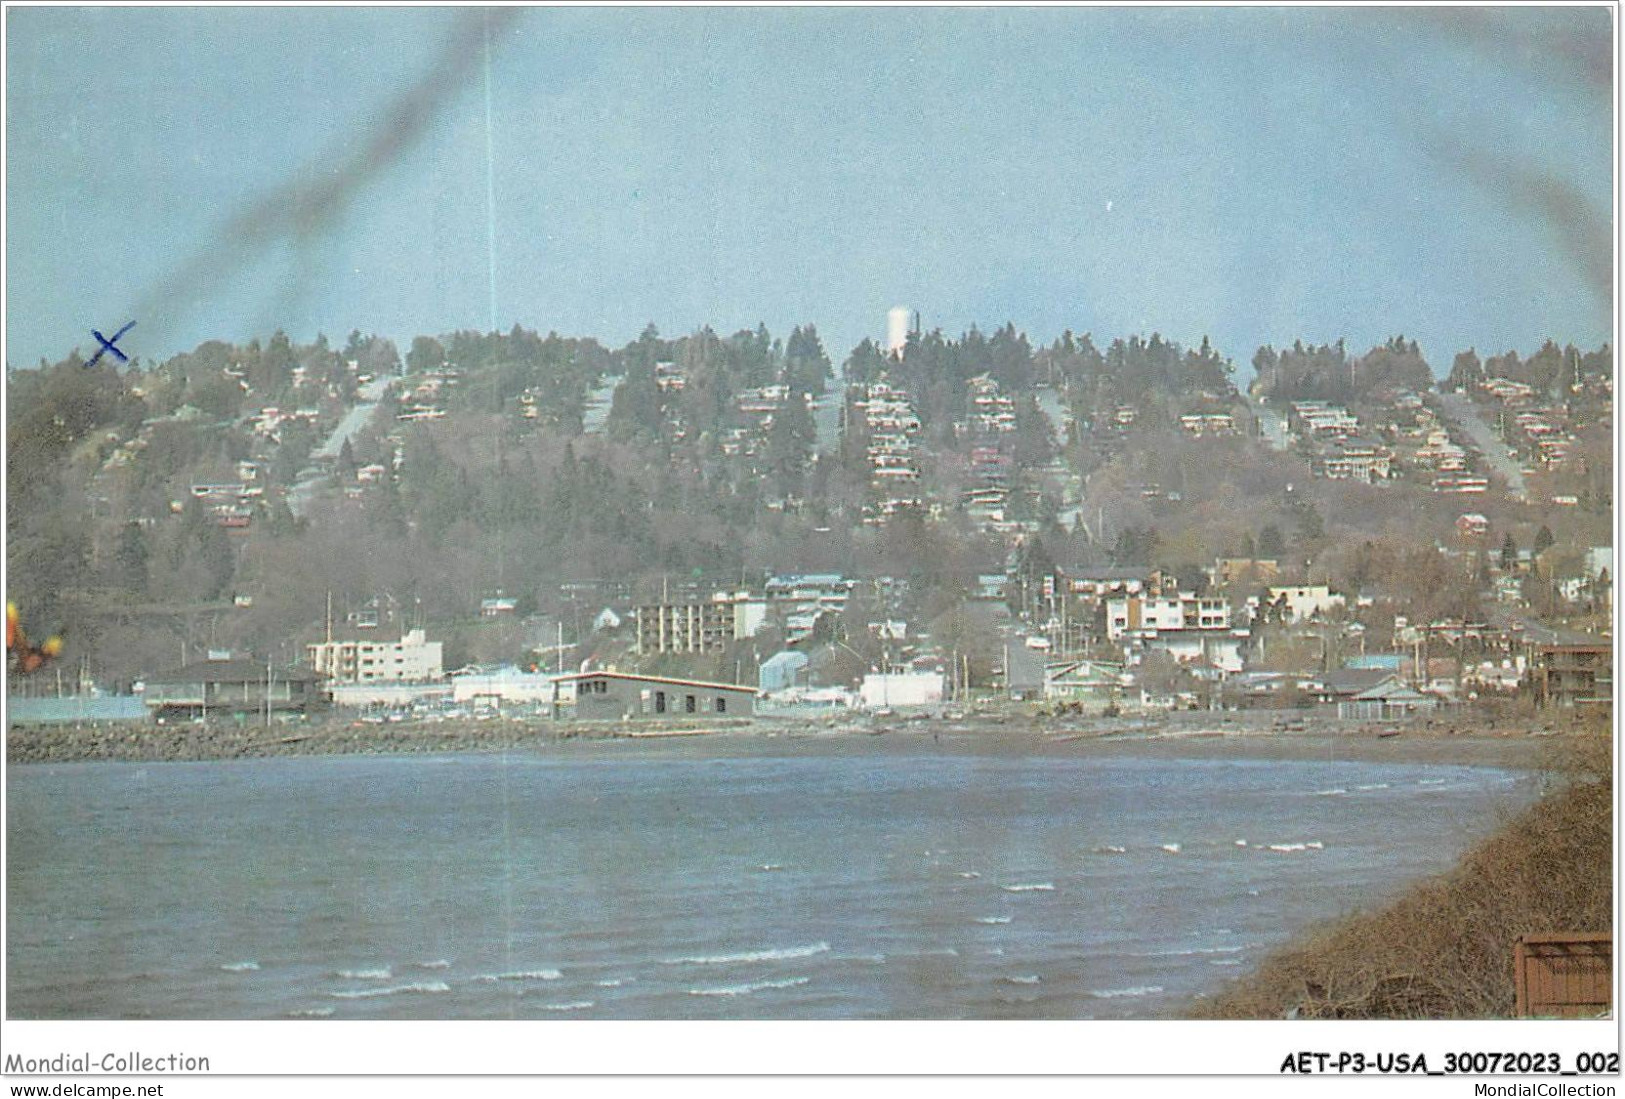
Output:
top-left (306, 628), bottom-right (443, 684)
top-left (560, 671), bottom-right (757, 720)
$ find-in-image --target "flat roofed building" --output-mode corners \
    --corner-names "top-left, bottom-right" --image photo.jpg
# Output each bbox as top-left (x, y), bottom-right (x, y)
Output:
top-left (307, 628), bottom-right (443, 684)
top-left (142, 658), bottom-right (322, 717)
top-left (561, 671), bottom-right (757, 720)
top-left (634, 593), bottom-right (765, 655)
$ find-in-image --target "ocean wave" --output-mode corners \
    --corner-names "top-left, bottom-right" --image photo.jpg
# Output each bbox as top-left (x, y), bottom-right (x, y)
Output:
top-left (595, 979), bottom-right (623, 988)
top-left (473, 969), bottom-right (562, 982)
top-left (688, 976), bottom-right (810, 997)
top-left (975, 915), bottom-right (1013, 925)
top-left (1266, 842), bottom-right (1323, 853)
top-left (1160, 844), bottom-right (1181, 854)
top-left (1093, 845), bottom-right (1127, 855)
top-left (1002, 975), bottom-right (1042, 985)
top-left (1132, 944), bottom-right (1254, 958)
top-left (1002, 882), bottom-right (1056, 893)
top-left (329, 981), bottom-right (450, 999)
top-left (414, 960), bottom-right (451, 970)
top-left (1311, 788), bottom-right (1347, 797)
top-left (1419, 778), bottom-right (1449, 786)
top-left (335, 968), bottom-right (391, 980)
top-left (958, 871), bottom-right (981, 878)
top-left (540, 1000), bottom-right (595, 1012)
top-left (664, 942), bottom-right (829, 966)
top-left (1354, 783), bottom-right (1390, 791)
top-left (1234, 839), bottom-right (1248, 847)
top-left (220, 961), bottom-right (260, 972)
top-left (757, 864), bottom-right (785, 872)
top-left (288, 1007), bottom-right (335, 1017)
top-left (1088, 985), bottom-right (1164, 999)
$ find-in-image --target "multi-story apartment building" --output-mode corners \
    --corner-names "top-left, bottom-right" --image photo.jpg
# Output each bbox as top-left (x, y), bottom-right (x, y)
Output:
top-left (307, 628), bottom-right (443, 684)
top-left (634, 592), bottom-right (766, 655)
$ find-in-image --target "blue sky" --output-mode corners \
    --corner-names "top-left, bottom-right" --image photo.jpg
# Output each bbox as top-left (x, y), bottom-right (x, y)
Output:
top-left (5, 6), bottom-right (1613, 374)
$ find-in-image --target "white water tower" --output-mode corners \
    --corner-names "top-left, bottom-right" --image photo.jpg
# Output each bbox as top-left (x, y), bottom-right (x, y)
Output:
top-left (886, 306), bottom-right (911, 356)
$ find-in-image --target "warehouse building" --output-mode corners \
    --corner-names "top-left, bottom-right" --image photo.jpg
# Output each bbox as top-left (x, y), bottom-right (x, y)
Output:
top-left (560, 671), bottom-right (757, 720)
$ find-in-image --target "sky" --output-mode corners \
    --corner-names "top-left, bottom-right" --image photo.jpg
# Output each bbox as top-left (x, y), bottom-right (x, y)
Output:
top-left (5, 5), bottom-right (1614, 376)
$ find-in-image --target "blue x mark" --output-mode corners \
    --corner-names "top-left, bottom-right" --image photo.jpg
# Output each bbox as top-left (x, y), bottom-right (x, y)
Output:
top-left (86, 320), bottom-right (136, 368)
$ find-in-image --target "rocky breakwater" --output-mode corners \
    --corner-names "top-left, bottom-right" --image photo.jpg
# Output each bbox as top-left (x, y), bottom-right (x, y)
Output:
top-left (7, 715), bottom-right (763, 764)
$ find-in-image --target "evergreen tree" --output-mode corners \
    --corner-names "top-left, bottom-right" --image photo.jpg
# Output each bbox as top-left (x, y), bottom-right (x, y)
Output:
top-left (1448, 348), bottom-right (1483, 392)
top-left (112, 522), bottom-right (150, 593)
top-left (1257, 524), bottom-right (1286, 559)
top-left (406, 335), bottom-right (445, 374)
top-left (764, 390), bottom-right (816, 496)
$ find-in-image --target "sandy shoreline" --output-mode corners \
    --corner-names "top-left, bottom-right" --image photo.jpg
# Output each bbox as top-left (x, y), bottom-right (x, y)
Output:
top-left (5, 709), bottom-right (1582, 771)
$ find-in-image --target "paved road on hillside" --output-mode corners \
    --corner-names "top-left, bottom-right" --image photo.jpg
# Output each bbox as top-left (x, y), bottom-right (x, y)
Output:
top-left (1434, 391), bottom-right (1526, 499)
top-left (289, 374), bottom-right (393, 518)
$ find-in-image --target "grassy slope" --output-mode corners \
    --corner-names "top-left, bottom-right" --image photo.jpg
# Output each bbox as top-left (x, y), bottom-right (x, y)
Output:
top-left (1196, 732), bottom-right (1613, 1019)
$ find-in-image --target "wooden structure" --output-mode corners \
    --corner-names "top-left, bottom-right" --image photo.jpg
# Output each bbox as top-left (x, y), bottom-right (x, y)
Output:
top-left (1530, 643), bottom-right (1613, 709)
top-left (1514, 933), bottom-right (1612, 1018)
top-left (142, 658), bottom-right (323, 719)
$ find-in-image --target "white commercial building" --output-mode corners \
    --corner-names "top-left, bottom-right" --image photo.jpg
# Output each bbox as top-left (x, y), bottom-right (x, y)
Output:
top-left (859, 671), bottom-right (944, 710)
top-left (452, 667), bottom-right (562, 705)
top-left (307, 628), bottom-right (443, 684)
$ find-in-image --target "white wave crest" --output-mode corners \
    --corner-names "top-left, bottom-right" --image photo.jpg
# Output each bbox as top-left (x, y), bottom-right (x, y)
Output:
top-left (414, 960), bottom-right (451, 970)
top-left (1133, 944), bottom-right (1253, 958)
top-left (1002, 882), bottom-right (1056, 893)
top-left (473, 969), bottom-right (562, 982)
top-left (976, 915), bottom-right (1013, 924)
top-left (220, 961), bottom-right (260, 972)
top-left (1094, 845), bottom-right (1128, 855)
top-left (329, 981), bottom-right (450, 999)
top-left (689, 976), bottom-right (810, 997)
top-left (664, 942), bottom-right (829, 966)
top-left (335, 968), bottom-right (391, 980)
top-left (1160, 844), bottom-right (1181, 854)
top-left (958, 871), bottom-right (981, 878)
top-left (1311, 788), bottom-right (1346, 797)
top-left (288, 1007), bottom-right (335, 1017)
top-left (1354, 783), bottom-right (1390, 791)
top-left (541, 1000), bottom-right (595, 1012)
top-left (1003, 975), bottom-right (1042, 985)
top-left (1089, 985), bottom-right (1164, 999)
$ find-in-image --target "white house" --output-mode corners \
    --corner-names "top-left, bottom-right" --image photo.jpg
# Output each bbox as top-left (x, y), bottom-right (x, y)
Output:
top-left (1267, 585), bottom-right (1346, 624)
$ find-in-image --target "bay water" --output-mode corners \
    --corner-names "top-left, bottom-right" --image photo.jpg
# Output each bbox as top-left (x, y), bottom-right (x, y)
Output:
top-left (5, 739), bottom-right (1534, 1019)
